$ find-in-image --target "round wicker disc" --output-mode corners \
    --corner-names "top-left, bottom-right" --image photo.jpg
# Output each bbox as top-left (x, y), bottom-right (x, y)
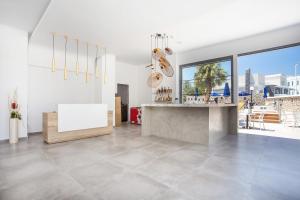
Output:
top-left (152, 48), bottom-right (166, 61)
top-left (159, 57), bottom-right (174, 77)
top-left (147, 72), bottom-right (163, 88)
top-left (164, 47), bottom-right (173, 55)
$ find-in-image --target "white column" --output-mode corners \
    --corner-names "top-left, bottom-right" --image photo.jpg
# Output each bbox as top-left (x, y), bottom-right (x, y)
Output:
top-left (100, 54), bottom-right (116, 125)
top-left (0, 25), bottom-right (28, 140)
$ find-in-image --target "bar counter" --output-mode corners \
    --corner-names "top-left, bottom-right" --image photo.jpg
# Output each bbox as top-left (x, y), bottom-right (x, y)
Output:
top-left (141, 103), bottom-right (237, 145)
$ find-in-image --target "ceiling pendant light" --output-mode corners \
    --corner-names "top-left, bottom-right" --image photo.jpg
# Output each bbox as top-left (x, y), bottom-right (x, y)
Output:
top-left (104, 48), bottom-right (108, 84)
top-left (64, 35), bottom-right (68, 80)
top-left (51, 33), bottom-right (56, 72)
top-left (95, 45), bottom-right (100, 78)
top-left (145, 35), bottom-right (154, 69)
top-left (85, 43), bottom-right (89, 83)
top-left (75, 39), bottom-right (80, 76)
top-left (145, 33), bottom-right (174, 88)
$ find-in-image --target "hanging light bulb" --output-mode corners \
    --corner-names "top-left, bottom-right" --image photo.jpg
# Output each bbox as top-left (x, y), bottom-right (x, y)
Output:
top-left (75, 39), bottom-right (80, 76)
top-left (104, 48), bottom-right (108, 84)
top-left (95, 45), bottom-right (100, 78)
top-left (51, 33), bottom-right (56, 72)
top-left (64, 35), bottom-right (68, 80)
top-left (85, 43), bottom-right (89, 83)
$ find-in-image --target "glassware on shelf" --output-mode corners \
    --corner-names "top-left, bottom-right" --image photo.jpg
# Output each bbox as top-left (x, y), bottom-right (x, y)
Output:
top-left (155, 86), bottom-right (172, 103)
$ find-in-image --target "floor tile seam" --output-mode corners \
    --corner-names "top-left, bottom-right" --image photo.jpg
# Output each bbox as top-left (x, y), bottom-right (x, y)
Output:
top-left (176, 170), bottom-right (253, 199)
top-left (135, 160), bottom-right (201, 187)
top-left (156, 143), bottom-right (193, 155)
top-left (199, 166), bottom-right (256, 186)
top-left (42, 150), bottom-right (103, 173)
top-left (43, 148), bottom-right (103, 161)
top-left (133, 170), bottom-right (177, 190)
top-left (110, 153), bottom-right (158, 171)
top-left (0, 167), bottom-right (65, 192)
top-left (136, 145), bottom-right (177, 159)
top-left (63, 168), bottom-right (95, 190)
top-left (148, 187), bottom-right (196, 200)
top-left (102, 158), bottom-right (137, 173)
top-left (0, 148), bottom-right (39, 159)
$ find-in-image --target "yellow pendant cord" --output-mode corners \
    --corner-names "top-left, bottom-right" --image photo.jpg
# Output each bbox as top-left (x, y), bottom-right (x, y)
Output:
top-left (51, 33), bottom-right (56, 72)
top-left (95, 45), bottom-right (100, 78)
top-left (85, 43), bottom-right (89, 83)
top-left (76, 39), bottom-right (79, 76)
top-left (104, 48), bottom-right (108, 84)
top-left (64, 35), bottom-right (68, 80)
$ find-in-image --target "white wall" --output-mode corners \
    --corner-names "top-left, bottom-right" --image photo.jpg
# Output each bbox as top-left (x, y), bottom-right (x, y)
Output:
top-left (175, 24), bottom-right (300, 102)
top-left (28, 43), bottom-right (115, 132)
top-left (137, 65), bottom-right (152, 105)
top-left (27, 66), bottom-right (97, 132)
top-left (0, 25), bottom-right (28, 140)
top-left (115, 61), bottom-right (153, 108)
top-left (177, 24), bottom-right (300, 65)
top-left (116, 56), bottom-right (176, 105)
top-left (115, 61), bottom-right (139, 107)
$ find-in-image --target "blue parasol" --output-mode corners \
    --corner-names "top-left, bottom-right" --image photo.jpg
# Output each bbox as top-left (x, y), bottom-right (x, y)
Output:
top-left (223, 83), bottom-right (230, 97)
top-left (263, 87), bottom-right (268, 98)
top-left (239, 91), bottom-right (250, 96)
top-left (194, 88), bottom-right (199, 97)
top-left (211, 92), bottom-right (220, 96)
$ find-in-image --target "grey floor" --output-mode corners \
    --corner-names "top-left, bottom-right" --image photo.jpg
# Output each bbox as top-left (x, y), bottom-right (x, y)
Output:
top-left (1, 125), bottom-right (300, 200)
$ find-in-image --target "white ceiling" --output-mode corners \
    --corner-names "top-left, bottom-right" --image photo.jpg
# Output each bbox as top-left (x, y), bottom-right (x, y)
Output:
top-left (0, 0), bottom-right (50, 32)
top-left (3, 0), bottom-right (300, 65)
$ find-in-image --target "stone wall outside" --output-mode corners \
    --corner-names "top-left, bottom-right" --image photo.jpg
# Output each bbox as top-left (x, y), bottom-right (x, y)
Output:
top-left (265, 96), bottom-right (300, 112)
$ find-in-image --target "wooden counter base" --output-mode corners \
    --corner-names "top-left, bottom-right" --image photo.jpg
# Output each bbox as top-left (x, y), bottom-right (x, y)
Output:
top-left (43, 111), bottom-right (113, 144)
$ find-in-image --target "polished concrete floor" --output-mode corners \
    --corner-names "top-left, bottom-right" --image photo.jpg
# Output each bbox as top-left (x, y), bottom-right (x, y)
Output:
top-left (1, 125), bottom-right (300, 200)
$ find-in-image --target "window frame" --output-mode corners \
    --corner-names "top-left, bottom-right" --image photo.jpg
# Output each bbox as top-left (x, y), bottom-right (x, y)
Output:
top-left (179, 56), bottom-right (234, 103)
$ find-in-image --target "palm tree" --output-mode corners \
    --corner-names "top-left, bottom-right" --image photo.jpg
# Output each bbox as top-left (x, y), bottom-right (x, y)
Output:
top-left (194, 63), bottom-right (227, 103)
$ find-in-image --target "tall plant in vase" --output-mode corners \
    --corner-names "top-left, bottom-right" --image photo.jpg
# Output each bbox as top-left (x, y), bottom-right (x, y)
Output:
top-left (9, 89), bottom-right (22, 144)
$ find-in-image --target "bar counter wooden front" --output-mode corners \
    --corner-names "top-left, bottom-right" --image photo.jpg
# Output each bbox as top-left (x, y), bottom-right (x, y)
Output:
top-left (43, 111), bottom-right (113, 144)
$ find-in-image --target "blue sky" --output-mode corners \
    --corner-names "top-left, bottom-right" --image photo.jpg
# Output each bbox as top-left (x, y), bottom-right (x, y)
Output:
top-left (238, 45), bottom-right (300, 76)
top-left (182, 45), bottom-right (300, 80)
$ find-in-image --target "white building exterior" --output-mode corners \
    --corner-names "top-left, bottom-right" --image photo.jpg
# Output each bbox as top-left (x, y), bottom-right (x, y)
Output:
top-left (287, 76), bottom-right (300, 95)
top-left (265, 74), bottom-right (287, 86)
top-left (238, 73), bottom-right (265, 92)
top-left (238, 72), bottom-right (295, 96)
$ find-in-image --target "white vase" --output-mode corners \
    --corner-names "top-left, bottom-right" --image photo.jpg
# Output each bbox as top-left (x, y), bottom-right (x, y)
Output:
top-left (9, 118), bottom-right (19, 144)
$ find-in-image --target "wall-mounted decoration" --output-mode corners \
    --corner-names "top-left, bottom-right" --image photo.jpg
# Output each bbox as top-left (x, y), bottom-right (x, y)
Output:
top-left (49, 32), bottom-right (107, 83)
top-left (75, 39), bottom-right (80, 75)
top-left (104, 48), bottom-right (108, 84)
top-left (64, 35), bottom-right (68, 80)
top-left (146, 33), bottom-right (174, 88)
top-left (51, 33), bottom-right (56, 72)
top-left (85, 43), bottom-right (89, 83)
top-left (95, 45), bottom-right (100, 78)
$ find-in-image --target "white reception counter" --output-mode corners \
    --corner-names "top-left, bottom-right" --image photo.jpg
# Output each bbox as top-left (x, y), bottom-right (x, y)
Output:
top-left (43, 104), bottom-right (112, 144)
top-left (58, 104), bottom-right (108, 132)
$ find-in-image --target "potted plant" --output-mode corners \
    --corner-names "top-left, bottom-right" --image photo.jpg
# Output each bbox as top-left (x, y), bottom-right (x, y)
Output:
top-left (9, 89), bottom-right (22, 144)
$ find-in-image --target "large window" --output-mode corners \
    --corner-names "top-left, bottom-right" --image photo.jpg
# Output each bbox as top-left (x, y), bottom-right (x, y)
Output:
top-left (180, 56), bottom-right (233, 103)
top-left (237, 43), bottom-right (300, 140)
